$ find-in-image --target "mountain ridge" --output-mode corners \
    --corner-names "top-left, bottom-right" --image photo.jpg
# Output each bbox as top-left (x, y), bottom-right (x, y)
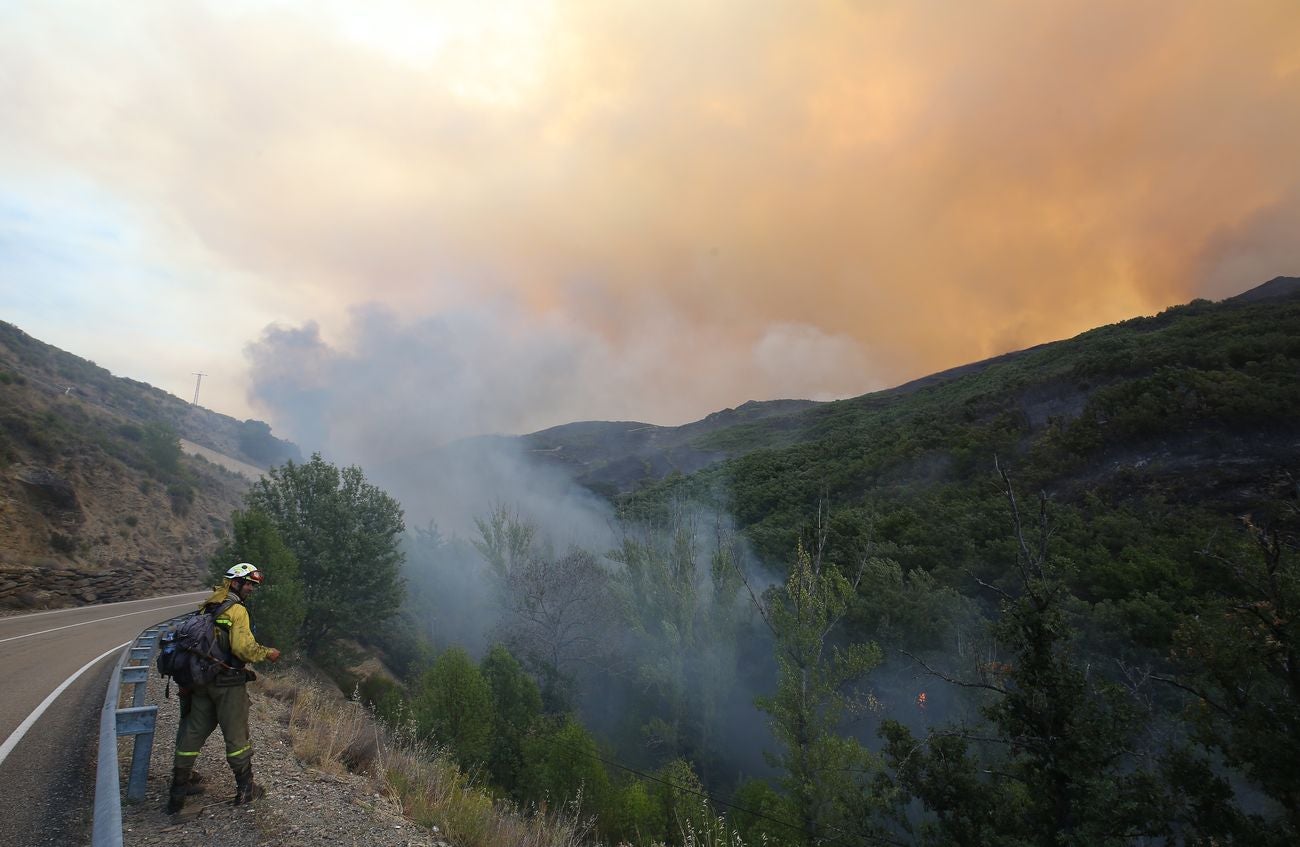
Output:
top-left (512, 276), bottom-right (1300, 497)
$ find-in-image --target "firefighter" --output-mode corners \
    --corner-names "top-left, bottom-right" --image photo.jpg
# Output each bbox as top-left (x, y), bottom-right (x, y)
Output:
top-left (167, 562), bottom-right (282, 813)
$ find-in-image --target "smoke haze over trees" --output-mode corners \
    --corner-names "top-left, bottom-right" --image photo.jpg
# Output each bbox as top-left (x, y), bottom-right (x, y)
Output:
top-left (5, 0), bottom-right (1299, 835)
top-left (230, 285), bottom-right (1300, 844)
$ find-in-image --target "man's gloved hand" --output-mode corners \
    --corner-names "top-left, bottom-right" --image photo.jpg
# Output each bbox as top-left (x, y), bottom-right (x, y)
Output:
top-left (267, 648), bottom-right (282, 663)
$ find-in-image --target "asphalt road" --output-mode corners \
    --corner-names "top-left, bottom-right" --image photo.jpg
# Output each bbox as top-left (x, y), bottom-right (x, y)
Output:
top-left (0, 592), bottom-right (207, 846)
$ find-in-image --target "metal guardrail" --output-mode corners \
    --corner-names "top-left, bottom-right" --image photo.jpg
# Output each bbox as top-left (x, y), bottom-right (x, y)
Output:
top-left (91, 621), bottom-right (172, 847)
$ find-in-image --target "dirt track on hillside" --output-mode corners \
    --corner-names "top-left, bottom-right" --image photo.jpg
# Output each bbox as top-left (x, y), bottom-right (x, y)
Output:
top-left (180, 440), bottom-right (265, 479)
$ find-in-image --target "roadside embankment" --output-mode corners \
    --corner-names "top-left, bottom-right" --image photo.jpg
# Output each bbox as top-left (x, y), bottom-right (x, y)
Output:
top-left (122, 666), bottom-right (593, 847)
top-left (0, 559), bottom-right (203, 613)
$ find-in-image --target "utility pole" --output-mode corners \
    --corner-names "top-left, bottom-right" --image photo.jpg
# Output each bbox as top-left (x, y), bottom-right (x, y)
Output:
top-left (191, 372), bottom-right (207, 406)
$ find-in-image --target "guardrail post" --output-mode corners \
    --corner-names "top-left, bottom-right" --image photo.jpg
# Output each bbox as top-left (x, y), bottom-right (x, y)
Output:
top-left (122, 666), bottom-right (149, 707)
top-left (94, 611), bottom-right (190, 846)
top-left (116, 706), bottom-right (159, 802)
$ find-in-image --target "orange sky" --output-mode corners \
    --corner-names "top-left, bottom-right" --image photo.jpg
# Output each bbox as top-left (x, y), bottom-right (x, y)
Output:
top-left (2, 0), bottom-right (1298, 446)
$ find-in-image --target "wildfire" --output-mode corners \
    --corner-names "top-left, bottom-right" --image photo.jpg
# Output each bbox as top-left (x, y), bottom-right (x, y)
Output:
top-left (916, 691), bottom-right (927, 711)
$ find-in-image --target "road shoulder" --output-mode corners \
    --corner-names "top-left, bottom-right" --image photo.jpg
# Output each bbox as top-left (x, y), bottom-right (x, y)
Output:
top-left (122, 667), bottom-right (440, 847)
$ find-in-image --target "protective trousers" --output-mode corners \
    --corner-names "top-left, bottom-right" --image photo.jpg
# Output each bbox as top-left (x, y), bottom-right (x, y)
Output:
top-left (173, 683), bottom-right (253, 778)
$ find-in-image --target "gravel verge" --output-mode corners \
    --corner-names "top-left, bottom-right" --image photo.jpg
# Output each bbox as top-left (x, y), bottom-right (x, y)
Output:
top-left (120, 665), bottom-right (447, 847)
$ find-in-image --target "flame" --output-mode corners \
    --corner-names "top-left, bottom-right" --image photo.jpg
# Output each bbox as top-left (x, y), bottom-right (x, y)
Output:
top-left (916, 691), bottom-right (927, 710)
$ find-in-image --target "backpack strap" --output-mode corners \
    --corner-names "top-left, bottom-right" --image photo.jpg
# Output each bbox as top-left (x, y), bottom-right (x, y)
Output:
top-left (202, 596), bottom-right (239, 619)
top-left (204, 597), bottom-right (242, 670)
top-left (213, 596), bottom-right (239, 617)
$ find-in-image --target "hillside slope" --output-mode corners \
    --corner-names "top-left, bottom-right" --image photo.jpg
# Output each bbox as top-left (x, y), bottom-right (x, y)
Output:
top-left (0, 321), bottom-right (300, 610)
top-left (514, 277), bottom-right (1298, 500)
top-left (612, 277), bottom-right (1299, 568)
top-left (517, 398), bottom-right (818, 496)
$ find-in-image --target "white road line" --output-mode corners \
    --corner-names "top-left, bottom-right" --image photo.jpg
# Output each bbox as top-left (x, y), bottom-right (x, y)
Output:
top-left (1, 591), bottom-right (207, 622)
top-left (0, 641), bottom-right (130, 768)
top-left (0, 601), bottom-right (196, 645)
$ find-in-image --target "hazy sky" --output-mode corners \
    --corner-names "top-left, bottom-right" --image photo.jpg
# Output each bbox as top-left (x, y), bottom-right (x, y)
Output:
top-left (3, 0), bottom-right (1298, 453)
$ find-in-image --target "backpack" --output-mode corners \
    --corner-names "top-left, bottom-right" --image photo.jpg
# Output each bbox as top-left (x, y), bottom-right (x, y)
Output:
top-left (157, 597), bottom-right (239, 690)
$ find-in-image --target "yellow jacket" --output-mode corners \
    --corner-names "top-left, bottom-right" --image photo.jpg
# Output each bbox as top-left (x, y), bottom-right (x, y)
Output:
top-left (199, 582), bottom-right (274, 665)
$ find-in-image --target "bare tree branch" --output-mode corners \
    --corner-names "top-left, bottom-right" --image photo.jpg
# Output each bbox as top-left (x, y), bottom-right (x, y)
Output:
top-left (899, 649), bottom-right (1006, 695)
top-left (965, 567), bottom-right (1013, 600)
top-left (1149, 674), bottom-right (1233, 718)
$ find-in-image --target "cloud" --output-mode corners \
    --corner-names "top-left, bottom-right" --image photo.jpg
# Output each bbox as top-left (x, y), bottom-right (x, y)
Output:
top-left (2, 0), bottom-right (1298, 435)
top-left (0, 175), bottom-right (291, 411)
top-left (754, 323), bottom-right (873, 401)
top-left (244, 302), bottom-right (876, 465)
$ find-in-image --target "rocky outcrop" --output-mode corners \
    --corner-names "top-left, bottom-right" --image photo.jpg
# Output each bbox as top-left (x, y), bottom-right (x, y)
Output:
top-left (16, 465), bottom-right (83, 527)
top-left (0, 558), bottom-right (206, 611)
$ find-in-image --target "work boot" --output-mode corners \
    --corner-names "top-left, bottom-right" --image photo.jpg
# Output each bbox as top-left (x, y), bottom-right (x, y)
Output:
top-left (233, 768), bottom-right (265, 806)
top-left (166, 768), bottom-right (195, 814)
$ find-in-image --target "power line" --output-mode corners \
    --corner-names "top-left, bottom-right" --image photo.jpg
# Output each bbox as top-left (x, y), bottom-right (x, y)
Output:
top-left (191, 372), bottom-right (207, 406)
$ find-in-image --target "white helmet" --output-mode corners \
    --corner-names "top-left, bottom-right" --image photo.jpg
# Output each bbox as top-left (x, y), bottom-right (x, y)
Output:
top-left (224, 562), bottom-right (264, 584)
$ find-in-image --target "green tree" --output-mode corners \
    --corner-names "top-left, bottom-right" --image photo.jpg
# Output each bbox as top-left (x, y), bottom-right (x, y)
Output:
top-left (522, 717), bottom-right (610, 821)
top-left (480, 644), bottom-right (543, 796)
top-left (412, 647), bottom-right (494, 769)
top-left (211, 509), bottom-right (306, 654)
top-left (236, 418), bottom-right (299, 466)
top-left (609, 505), bottom-right (748, 774)
top-left (244, 453), bottom-right (405, 650)
top-left (605, 779), bottom-right (660, 846)
top-left (880, 469), bottom-right (1167, 846)
top-left (473, 503), bottom-right (538, 581)
top-left (610, 506), bottom-right (703, 759)
top-left (1165, 509), bottom-right (1300, 841)
top-left (749, 509), bottom-right (882, 845)
top-left (651, 758), bottom-right (711, 846)
top-left (730, 779), bottom-right (794, 847)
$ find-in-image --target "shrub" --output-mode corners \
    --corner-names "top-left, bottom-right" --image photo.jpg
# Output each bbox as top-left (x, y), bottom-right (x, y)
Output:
top-left (651, 758), bottom-right (710, 843)
top-left (116, 423), bottom-right (143, 442)
top-left (521, 717), bottom-right (610, 821)
top-left (143, 421), bottom-right (182, 477)
top-left (729, 779), bottom-right (790, 847)
top-left (49, 532), bottom-right (78, 555)
top-left (2, 414), bottom-right (58, 457)
top-left (167, 481), bottom-right (194, 516)
top-left (412, 648), bottom-right (494, 769)
top-left (359, 674), bottom-right (405, 725)
top-left (605, 779), bottom-right (660, 845)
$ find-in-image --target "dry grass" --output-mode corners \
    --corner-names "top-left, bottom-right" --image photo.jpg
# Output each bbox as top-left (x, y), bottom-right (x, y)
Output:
top-left (273, 670), bottom-right (755, 847)
top-left (254, 669), bottom-right (305, 703)
top-left (287, 681), bottom-right (378, 775)
top-left (667, 807), bottom-right (755, 847)
top-left (278, 670), bottom-right (595, 847)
